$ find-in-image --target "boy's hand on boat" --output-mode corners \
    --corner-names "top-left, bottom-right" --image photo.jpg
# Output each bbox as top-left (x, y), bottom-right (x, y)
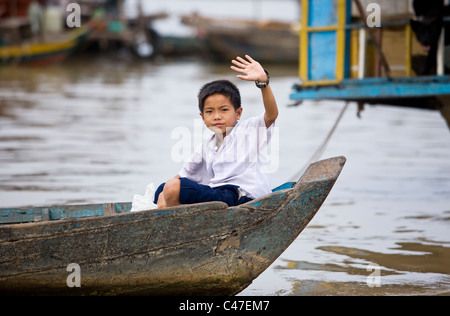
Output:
top-left (231, 55), bottom-right (268, 83)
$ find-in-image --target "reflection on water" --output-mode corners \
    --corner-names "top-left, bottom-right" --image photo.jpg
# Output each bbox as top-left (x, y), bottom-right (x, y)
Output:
top-left (275, 241), bottom-right (450, 296)
top-left (1, 54), bottom-right (449, 296)
top-left (320, 243), bottom-right (450, 275)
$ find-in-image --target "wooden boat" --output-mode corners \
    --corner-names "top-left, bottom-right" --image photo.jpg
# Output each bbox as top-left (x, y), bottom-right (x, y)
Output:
top-left (0, 156), bottom-right (345, 295)
top-left (181, 13), bottom-right (299, 64)
top-left (0, 23), bottom-right (92, 66)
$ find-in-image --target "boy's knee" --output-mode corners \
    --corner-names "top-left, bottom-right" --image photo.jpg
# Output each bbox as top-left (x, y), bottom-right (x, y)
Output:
top-left (164, 178), bottom-right (181, 200)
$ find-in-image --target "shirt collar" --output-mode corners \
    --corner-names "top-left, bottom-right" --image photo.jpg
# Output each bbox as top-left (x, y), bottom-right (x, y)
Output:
top-left (206, 120), bottom-right (240, 150)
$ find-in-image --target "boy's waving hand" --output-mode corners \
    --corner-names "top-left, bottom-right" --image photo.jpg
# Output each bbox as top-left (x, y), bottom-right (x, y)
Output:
top-left (231, 55), bottom-right (278, 128)
top-left (231, 55), bottom-right (268, 83)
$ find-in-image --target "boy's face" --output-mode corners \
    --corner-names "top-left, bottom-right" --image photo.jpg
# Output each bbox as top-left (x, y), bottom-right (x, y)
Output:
top-left (200, 94), bottom-right (242, 137)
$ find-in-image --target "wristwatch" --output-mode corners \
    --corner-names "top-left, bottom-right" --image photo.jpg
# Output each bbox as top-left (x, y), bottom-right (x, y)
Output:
top-left (255, 69), bottom-right (270, 89)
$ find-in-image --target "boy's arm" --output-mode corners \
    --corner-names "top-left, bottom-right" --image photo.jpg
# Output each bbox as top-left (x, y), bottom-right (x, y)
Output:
top-left (231, 55), bottom-right (279, 128)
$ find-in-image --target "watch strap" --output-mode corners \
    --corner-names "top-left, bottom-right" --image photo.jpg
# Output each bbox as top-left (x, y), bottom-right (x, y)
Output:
top-left (255, 69), bottom-right (270, 89)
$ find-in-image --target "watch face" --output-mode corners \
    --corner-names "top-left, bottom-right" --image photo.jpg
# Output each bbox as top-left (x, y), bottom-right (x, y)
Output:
top-left (256, 82), bottom-right (268, 88)
top-left (255, 70), bottom-right (269, 88)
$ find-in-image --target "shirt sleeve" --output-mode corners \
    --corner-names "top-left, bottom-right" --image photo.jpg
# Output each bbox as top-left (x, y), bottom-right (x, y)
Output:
top-left (241, 112), bottom-right (275, 146)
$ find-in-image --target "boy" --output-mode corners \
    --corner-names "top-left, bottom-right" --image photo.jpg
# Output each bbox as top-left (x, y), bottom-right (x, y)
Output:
top-left (154, 55), bottom-right (278, 208)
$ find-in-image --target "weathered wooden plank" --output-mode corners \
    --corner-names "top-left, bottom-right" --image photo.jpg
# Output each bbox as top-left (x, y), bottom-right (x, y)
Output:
top-left (0, 184), bottom-right (292, 225)
top-left (0, 202), bottom-right (132, 224)
top-left (272, 182), bottom-right (295, 192)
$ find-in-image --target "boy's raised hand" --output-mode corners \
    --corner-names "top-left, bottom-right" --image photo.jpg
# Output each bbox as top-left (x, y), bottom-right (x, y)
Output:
top-left (231, 55), bottom-right (268, 83)
top-left (231, 54), bottom-right (278, 128)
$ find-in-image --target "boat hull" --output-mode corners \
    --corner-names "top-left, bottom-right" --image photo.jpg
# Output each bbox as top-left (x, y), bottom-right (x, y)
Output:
top-left (0, 25), bottom-right (91, 66)
top-left (181, 14), bottom-right (299, 64)
top-left (207, 31), bottom-right (299, 64)
top-left (0, 157), bottom-right (345, 295)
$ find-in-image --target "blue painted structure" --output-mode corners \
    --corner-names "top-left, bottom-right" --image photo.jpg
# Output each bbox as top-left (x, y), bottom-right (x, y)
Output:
top-left (291, 0), bottom-right (450, 115)
top-left (291, 76), bottom-right (450, 101)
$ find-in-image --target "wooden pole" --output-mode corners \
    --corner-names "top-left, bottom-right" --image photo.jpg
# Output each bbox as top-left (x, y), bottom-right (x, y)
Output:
top-left (405, 24), bottom-right (412, 77)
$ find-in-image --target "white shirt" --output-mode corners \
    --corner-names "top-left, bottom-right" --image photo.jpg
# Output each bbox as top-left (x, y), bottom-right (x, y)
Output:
top-left (179, 113), bottom-right (275, 199)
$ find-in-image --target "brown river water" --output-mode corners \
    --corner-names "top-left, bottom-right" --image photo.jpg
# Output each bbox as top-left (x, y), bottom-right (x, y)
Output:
top-left (0, 53), bottom-right (449, 296)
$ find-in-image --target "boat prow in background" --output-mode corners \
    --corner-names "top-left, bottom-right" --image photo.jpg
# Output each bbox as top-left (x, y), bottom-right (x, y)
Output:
top-left (0, 156), bottom-right (346, 295)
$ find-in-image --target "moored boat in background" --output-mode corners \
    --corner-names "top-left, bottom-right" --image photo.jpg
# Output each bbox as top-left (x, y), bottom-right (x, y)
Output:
top-left (181, 13), bottom-right (299, 64)
top-left (0, 23), bottom-right (92, 65)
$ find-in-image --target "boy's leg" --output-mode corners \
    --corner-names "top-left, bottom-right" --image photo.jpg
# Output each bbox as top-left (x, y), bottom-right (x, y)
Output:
top-left (154, 178), bottom-right (246, 208)
top-left (178, 179), bottom-right (240, 206)
top-left (162, 177), bottom-right (181, 207)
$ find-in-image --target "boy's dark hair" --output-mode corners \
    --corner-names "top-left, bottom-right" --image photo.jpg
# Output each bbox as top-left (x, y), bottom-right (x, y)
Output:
top-left (198, 80), bottom-right (241, 113)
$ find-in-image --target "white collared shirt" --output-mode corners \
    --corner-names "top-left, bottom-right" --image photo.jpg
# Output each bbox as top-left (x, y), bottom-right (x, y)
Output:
top-left (179, 112), bottom-right (275, 199)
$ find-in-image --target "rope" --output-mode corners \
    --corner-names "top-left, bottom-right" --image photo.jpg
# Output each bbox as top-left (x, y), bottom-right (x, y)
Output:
top-left (289, 102), bottom-right (350, 182)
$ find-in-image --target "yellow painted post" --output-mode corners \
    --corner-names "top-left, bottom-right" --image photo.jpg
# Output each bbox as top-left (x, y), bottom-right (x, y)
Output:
top-left (335, 0), bottom-right (347, 82)
top-left (300, 0), bottom-right (309, 81)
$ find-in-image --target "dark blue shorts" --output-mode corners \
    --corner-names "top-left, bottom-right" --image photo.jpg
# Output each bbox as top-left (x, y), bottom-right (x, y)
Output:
top-left (154, 177), bottom-right (253, 206)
